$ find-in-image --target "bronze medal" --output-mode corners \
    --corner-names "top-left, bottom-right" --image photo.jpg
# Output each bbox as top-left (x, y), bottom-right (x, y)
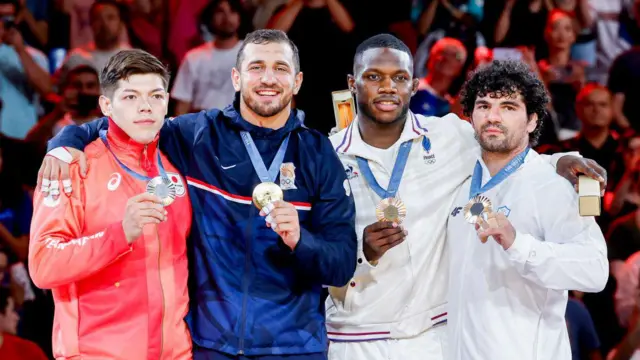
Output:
top-left (376, 197), bottom-right (407, 224)
top-left (463, 195), bottom-right (492, 224)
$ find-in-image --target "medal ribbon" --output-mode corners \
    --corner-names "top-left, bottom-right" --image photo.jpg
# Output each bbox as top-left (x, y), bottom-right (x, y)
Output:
top-left (99, 130), bottom-right (169, 181)
top-left (468, 147), bottom-right (530, 199)
top-left (356, 140), bottom-right (413, 199)
top-left (240, 131), bottom-right (290, 183)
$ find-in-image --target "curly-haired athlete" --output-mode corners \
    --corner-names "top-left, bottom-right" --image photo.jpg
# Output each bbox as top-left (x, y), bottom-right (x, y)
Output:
top-left (446, 60), bottom-right (609, 360)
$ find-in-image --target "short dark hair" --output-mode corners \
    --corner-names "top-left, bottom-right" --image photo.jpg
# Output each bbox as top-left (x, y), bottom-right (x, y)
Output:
top-left (62, 65), bottom-right (99, 88)
top-left (235, 29), bottom-right (300, 73)
top-left (200, 0), bottom-right (244, 34)
top-left (100, 49), bottom-right (170, 96)
top-left (459, 60), bottom-right (550, 146)
top-left (0, 287), bottom-right (10, 316)
top-left (89, 0), bottom-right (122, 21)
top-left (353, 34), bottom-right (413, 73)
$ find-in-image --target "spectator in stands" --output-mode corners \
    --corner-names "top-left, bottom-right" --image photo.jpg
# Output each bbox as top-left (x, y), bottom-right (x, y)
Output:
top-left (171, 0), bottom-right (244, 115)
top-left (0, 287), bottom-right (47, 359)
top-left (538, 9), bottom-right (585, 140)
top-left (56, 0), bottom-right (130, 85)
top-left (607, 136), bottom-right (640, 219)
top-left (0, 0), bottom-right (51, 140)
top-left (14, 0), bottom-right (49, 51)
top-left (590, 0), bottom-right (631, 85)
top-left (608, 35), bottom-right (640, 134)
top-left (538, 84), bottom-right (625, 195)
top-left (566, 292), bottom-right (603, 360)
top-left (492, 0), bottom-right (552, 57)
top-left (26, 65), bottom-right (100, 143)
top-left (268, 0), bottom-right (355, 135)
top-left (410, 37), bottom-right (466, 117)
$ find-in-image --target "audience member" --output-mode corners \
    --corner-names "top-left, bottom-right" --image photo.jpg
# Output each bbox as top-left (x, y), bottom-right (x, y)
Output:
top-left (0, 287), bottom-right (47, 360)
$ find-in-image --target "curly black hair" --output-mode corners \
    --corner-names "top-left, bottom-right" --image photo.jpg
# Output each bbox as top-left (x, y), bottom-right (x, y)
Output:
top-left (459, 60), bottom-right (550, 146)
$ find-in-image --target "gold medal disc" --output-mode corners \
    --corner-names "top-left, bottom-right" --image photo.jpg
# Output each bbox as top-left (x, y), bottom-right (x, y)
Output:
top-left (252, 182), bottom-right (284, 210)
top-left (463, 195), bottom-right (492, 224)
top-left (376, 197), bottom-right (407, 224)
top-left (146, 176), bottom-right (177, 206)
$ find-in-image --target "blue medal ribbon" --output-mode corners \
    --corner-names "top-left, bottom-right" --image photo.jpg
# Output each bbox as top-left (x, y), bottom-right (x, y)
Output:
top-left (468, 147), bottom-right (530, 199)
top-left (240, 131), bottom-right (290, 183)
top-left (99, 130), bottom-right (169, 181)
top-left (356, 141), bottom-right (413, 199)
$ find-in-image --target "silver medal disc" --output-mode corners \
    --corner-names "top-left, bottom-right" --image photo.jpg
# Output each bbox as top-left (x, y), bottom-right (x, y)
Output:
top-left (146, 176), bottom-right (177, 206)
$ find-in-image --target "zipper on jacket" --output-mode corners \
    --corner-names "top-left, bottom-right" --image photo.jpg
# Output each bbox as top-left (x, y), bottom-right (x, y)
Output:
top-left (237, 208), bottom-right (254, 355)
top-left (143, 144), bottom-right (166, 359)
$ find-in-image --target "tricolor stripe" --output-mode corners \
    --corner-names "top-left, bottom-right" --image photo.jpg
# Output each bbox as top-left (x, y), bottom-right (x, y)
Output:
top-left (327, 331), bottom-right (391, 342)
top-left (412, 113), bottom-right (429, 133)
top-left (186, 177), bottom-right (312, 211)
top-left (335, 122), bottom-right (354, 153)
top-left (432, 312), bottom-right (447, 327)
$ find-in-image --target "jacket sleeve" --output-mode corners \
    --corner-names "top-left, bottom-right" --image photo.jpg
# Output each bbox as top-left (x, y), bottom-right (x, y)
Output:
top-left (289, 137), bottom-right (358, 287)
top-left (46, 116), bottom-right (108, 151)
top-left (157, 113), bottom-right (204, 174)
top-left (505, 177), bottom-right (609, 293)
top-left (29, 164), bottom-right (132, 289)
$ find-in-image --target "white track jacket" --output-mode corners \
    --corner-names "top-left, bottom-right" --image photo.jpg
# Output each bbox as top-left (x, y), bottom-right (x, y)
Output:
top-left (326, 113), bottom-right (572, 343)
top-left (446, 150), bottom-right (608, 360)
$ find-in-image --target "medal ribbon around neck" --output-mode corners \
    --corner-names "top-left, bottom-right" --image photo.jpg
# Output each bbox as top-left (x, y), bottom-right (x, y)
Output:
top-left (99, 130), bottom-right (176, 206)
top-left (356, 140), bottom-right (412, 200)
top-left (468, 147), bottom-right (530, 199)
top-left (240, 131), bottom-right (291, 184)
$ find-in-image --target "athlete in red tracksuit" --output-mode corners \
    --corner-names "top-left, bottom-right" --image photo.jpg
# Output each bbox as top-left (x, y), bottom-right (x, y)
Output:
top-left (29, 49), bottom-right (192, 359)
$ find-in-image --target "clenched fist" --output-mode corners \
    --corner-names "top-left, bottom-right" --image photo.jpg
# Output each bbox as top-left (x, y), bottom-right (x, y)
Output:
top-left (122, 193), bottom-right (167, 244)
top-left (362, 221), bottom-right (407, 263)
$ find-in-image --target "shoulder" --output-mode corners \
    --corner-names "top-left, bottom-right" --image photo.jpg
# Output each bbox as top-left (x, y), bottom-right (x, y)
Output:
top-left (299, 126), bottom-right (336, 153)
top-left (83, 138), bottom-right (109, 165)
top-left (25, 46), bottom-right (48, 63)
top-left (183, 43), bottom-right (214, 61)
top-left (328, 125), bottom-right (350, 149)
top-left (523, 151), bottom-right (577, 199)
top-left (4, 333), bottom-right (47, 356)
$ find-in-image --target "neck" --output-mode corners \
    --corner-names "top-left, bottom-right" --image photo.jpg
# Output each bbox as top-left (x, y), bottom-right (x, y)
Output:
top-left (581, 126), bottom-right (609, 148)
top-left (213, 36), bottom-right (239, 50)
top-left (358, 112), bottom-right (406, 149)
top-left (481, 143), bottom-right (528, 177)
top-left (548, 49), bottom-right (571, 65)
top-left (95, 40), bottom-right (119, 51)
top-left (239, 100), bottom-right (290, 130)
top-left (424, 73), bottom-right (453, 97)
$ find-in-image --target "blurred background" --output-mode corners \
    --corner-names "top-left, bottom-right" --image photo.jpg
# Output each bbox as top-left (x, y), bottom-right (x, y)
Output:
top-left (2, 0), bottom-right (640, 358)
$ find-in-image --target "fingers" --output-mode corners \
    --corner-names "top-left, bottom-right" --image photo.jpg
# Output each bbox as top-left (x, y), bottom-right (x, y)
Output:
top-left (365, 221), bottom-right (397, 232)
top-left (132, 193), bottom-right (164, 204)
top-left (137, 209), bottom-right (166, 222)
top-left (59, 162), bottom-right (71, 194)
top-left (139, 201), bottom-right (166, 214)
top-left (39, 158), bottom-right (52, 193)
top-left (374, 231), bottom-right (407, 247)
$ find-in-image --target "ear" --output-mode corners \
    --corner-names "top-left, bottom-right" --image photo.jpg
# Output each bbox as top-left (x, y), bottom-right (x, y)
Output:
top-left (231, 67), bottom-right (241, 92)
top-left (347, 74), bottom-right (356, 94)
top-left (99, 95), bottom-right (112, 117)
top-left (293, 71), bottom-right (303, 95)
top-left (526, 113), bottom-right (539, 134)
top-left (411, 77), bottom-right (420, 96)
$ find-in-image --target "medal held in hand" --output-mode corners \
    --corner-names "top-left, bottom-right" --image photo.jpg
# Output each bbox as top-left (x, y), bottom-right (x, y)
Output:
top-left (240, 131), bottom-right (291, 210)
top-left (99, 130), bottom-right (176, 207)
top-left (146, 176), bottom-right (177, 206)
top-left (356, 137), bottom-right (413, 224)
top-left (463, 195), bottom-right (492, 224)
top-left (252, 182), bottom-right (284, 211)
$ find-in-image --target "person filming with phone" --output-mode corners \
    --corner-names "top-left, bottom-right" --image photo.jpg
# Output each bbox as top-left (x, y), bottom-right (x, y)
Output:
top-left (26, 65), bottom-right (102, 143)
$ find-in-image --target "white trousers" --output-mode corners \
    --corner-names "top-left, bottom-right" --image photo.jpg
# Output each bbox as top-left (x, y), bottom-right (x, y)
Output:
top-left (328, 324), bottom-right (448, 360)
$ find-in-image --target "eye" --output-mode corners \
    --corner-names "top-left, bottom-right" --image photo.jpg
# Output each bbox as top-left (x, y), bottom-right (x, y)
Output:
top-left (394, 75), bottom-right (409, 82)
top-left (367, 74), bottom-right (380, 81)
top-left (248, 65), bottom-right (261, 71)
top-left (124, 95), bottom-right (136, 100)
top-left (276, 66), bottom-right (288, 72)
top-left (153, 94), bottom-right (164, 100)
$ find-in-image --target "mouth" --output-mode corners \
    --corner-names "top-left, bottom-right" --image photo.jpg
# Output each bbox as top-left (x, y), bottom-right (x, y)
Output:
top-left (373, 98), bottom-right (400, 112)
top-left (255, 89), bottom-right (281, 98)
top-left (483, 127), bottom-right (504, 135)
top-left (134, 119), bottom-right (156, 125)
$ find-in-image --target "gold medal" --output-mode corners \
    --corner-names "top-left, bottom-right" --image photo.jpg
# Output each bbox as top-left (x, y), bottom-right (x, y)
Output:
top-left (146, 176), bottom-right (177, 206)
top-left (463, 195), bottom-right (492, 224)
top-left (376, 197), bottom-right (407, 224)
top-left (252, 182), bottom-right (283, 210)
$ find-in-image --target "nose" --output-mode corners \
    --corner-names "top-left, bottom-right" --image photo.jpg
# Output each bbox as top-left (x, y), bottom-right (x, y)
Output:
top-left (260, 69), bottom-right (277, 86)
top-left (378, 77), bottom-right (398, 94)
top-left (138, 98), bottom-right (152, 113)
top-left (486, 106), bottom-right (502, 123)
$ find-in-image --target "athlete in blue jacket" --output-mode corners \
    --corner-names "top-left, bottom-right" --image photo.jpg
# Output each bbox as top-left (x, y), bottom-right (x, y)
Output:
top-left (40, 30), bottom-right (357, 360)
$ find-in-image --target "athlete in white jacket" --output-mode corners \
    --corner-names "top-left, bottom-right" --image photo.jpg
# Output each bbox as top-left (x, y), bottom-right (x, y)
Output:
top-left (326, 35), bottom-right (607, 360)
top-left (446, 60), bottom-right (608, 360)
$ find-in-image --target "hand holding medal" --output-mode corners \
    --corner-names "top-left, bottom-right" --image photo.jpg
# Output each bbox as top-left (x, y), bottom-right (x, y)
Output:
top-left (362, 221), bottom-right (408, 264)
top-left (260, 201), bottom-right (301, 250)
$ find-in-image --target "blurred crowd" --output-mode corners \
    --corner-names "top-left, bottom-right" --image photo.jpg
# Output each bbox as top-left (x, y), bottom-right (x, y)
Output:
top-left (2, 0), bottom-right (640, 358)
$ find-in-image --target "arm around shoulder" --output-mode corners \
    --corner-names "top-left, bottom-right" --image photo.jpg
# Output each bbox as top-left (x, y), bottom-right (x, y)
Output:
top-left (29, 163), bottom-right (132, 289)
top-left (47, 117), bottom-right (109, 152)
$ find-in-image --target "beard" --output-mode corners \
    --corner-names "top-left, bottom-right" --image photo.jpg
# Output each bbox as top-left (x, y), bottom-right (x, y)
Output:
top-left (242, 86), bottom-right (293, 118)
top-left (474, 123), bottom-right (516, 153)
top-left (357, 98), bottom-right (409, 126)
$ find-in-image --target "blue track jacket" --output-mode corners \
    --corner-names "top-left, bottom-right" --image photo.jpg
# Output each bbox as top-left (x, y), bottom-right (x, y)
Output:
top-left (48, 100), bottom-right (358, 356)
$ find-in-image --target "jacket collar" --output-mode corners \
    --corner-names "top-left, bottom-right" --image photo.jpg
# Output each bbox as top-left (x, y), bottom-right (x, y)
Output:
top-left (215, 92), bottom-right (305, 138)
top-left (335, 111), bottom-right (429, 161)
top-left (105, 117), bottom-right (160, 167)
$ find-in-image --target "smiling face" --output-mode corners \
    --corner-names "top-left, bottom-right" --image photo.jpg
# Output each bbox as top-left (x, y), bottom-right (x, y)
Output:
top-left (232, 41), bottom-right (302, 118)
top-left (471, 93), bottom-right (538, 153)
top-left (350, 48), bottom-right (419, 125)
top-left (99, 73), bottom-right (168, 144)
